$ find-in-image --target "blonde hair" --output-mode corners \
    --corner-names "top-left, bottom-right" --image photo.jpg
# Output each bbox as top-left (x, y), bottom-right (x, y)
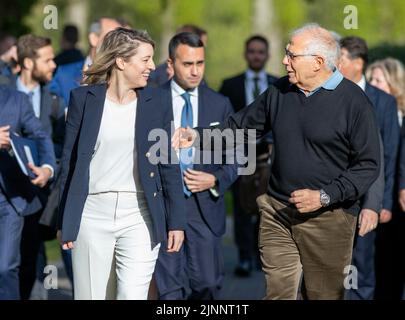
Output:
top-left (366, 57), bottom-right (405, 114)
top-left (83, 27), bottom-right (154, 85)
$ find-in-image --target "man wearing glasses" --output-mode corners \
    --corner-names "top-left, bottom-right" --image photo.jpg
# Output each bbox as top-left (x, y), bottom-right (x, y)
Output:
top-left (173, 23), bottom-right (381, 299)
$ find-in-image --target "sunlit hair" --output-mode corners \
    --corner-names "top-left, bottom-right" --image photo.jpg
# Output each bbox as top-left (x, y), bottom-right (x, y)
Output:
top-left (366, 57), bottom-right (405, 114)
top-left (83, 27), bottom-right (154, 85)
top-left (291, 23), bottom-right (340, 71)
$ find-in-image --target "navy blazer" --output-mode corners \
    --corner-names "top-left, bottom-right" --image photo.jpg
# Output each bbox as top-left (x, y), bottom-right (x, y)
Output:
top-left (58, 84), bottom-right (186, 242)
top-left (158, 81), bottom-right (238, 237)
top-left (365, 83), bottom-right (400, 211)
top-left (0, 85), bottom-right (56, 216)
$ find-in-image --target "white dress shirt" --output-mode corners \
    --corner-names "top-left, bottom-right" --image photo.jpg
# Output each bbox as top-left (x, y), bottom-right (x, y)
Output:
top-left (244, 69), bottom-right (268, 105)
top-left (16, 76), bottom-right (41, 118)
top-left (171, 79), bottom-right (199, 130)
top-left (171, 79), bottom-right (198, 160)
top-left (170, 79), bottom-right (219, 197)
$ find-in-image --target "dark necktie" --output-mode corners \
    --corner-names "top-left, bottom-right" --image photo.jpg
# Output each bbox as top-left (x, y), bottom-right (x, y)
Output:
top-left (253, 76), bottom-right (260, 99)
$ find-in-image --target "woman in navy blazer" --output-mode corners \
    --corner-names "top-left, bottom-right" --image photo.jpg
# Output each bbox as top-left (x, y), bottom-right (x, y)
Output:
top-left (57, 28), bottom-right (185, 300)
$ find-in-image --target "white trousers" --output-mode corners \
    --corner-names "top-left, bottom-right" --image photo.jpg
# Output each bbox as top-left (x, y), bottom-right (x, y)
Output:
top-left (72, 192), bottom-right (160, 300)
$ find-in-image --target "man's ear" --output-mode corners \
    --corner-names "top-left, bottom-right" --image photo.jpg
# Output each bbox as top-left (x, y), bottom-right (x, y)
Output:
top-left (167, 58), bottom-right (174, 68)
top-left (314, 56), bottom-right (325, 71)
top-left (354, 57), bottom-right (364, 74)
top-left (88, 32), bottom-right (99, 48)
top-left (22, 57), bottom-right (34, 71)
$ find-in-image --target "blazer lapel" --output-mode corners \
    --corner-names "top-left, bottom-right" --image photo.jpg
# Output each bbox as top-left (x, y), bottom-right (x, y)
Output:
top-left (162, 81), bottom-right (174, 122)
top-left (197, 85), bottom-right (209, 127)
top-left (78, 83), bottom-right (106, 154)
top-left (39, 86), bottom-right (51, 125)
top-left (365, 82), bottom-right (377, 110)
top-left (135, 87), bottom-right (154, 154)
top-left (0, 87), bottom-right (7, 121)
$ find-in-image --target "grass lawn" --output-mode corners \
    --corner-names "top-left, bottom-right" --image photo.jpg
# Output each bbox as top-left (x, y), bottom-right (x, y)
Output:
top-left (45, 239), bottom-right (62, 263)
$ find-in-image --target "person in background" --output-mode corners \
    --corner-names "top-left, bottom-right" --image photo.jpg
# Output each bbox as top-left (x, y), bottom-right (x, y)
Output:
top-left (367, 58), bottom-right (405, 126)
top-left (369, 57), bottom-right (405, 299)
top-left (339, 36), bottom-right (400, 300)
top-left (54, 25), bottom-right (84, 67)
top-left (13, 34), bottom-right (66, 300)
top-left (148, 24), bottom-right (207, 88)
top-left (0, 84), bottom-right (55, 300)
top-left (83, 17), bottom-right (122, 71)
top-left (219, 35), bottom-right (278, 277)
top-left (154, 32), bottom-right (238, 300)
top-left (0, 33), bottom-right (19, 83)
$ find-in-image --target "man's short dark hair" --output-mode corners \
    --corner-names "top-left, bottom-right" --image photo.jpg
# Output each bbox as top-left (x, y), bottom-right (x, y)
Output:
top-left (17, 34), bottom-right (51, 67)
top-left (245, 35), bottom-right (269, 51)
top-left (340, 36), bottom-right (368, 66)
top-left (63, 25), bottom-right (79, 45)
top-left (176, 24), bottom-right (207, 38)
top-left (168, 32), bottom-right (204, 61)
top-left (0, 33), bottom-right (16, 56)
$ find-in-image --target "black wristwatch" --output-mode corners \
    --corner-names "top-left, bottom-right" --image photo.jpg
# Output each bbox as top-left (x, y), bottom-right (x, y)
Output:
top-left (319, 189), bottom-right (330, 207)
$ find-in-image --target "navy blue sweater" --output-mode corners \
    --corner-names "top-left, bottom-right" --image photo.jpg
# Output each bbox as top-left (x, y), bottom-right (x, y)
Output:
top-left (199, 76), bottom-right (381, 215)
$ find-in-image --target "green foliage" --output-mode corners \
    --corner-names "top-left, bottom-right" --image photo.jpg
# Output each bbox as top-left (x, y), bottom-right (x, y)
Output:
top-left (273, 0), bottom-right (309, 44)
top-left (201, 0), bottom-right (252, 89)
top-left (0, 0), bottom-right (38, 36)
top-left (16, 0), bottom-right (405, 93)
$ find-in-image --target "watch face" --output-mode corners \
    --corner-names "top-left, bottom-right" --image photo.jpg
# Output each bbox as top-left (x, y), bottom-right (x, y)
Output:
top-left (320, 191), bottom-right (330, 206)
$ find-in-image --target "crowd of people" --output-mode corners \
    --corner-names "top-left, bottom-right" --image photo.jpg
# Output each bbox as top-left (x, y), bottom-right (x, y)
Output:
top-left (1, 17), bottom-right (405, 300)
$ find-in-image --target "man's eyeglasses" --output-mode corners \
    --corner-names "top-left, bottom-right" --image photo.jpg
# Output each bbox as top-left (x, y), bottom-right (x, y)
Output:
top-left (284, 48), bottom-right (317, 61)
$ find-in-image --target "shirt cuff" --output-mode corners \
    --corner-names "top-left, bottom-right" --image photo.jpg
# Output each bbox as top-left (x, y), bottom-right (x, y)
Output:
top-left (41, 164), bottom-right (54, 179)
top-left (209, 186), bottom-right (220, 198)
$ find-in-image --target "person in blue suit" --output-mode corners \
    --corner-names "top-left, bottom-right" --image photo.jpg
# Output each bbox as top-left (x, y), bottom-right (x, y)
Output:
top-left (0, 85), bottom-right (56, 300)
top-left (154, 32), bottom-right (238, 300)
top-left (339, 36), bottom-right (400, 300)
top-left (57, 28), bottom-right (185, 300)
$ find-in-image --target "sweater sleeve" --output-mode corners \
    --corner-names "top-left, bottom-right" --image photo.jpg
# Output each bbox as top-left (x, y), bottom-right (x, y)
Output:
top-left (196, 87), bottom-right (273, 150)
top-left (322, 100), bottom-right (380, 204)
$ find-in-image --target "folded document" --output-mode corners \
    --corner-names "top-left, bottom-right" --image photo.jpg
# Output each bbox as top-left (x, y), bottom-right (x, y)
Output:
top-left (9, 132), bottom-right (39, 179)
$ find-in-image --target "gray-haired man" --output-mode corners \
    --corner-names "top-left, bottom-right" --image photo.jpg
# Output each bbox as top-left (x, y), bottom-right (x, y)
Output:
top-left (173, 23), bottom-right (381, 300)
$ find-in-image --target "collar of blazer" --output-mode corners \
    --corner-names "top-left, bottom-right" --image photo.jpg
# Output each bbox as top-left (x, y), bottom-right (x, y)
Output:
top-left (77, 83), bottom-right (155, 157)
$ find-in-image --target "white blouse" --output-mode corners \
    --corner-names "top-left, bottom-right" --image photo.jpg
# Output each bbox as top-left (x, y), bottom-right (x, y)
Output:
top-left (88, 97), bottom-right (144, 194)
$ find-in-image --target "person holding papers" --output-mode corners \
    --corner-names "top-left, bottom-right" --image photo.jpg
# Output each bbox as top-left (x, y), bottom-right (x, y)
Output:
top-left (0, 84), bottom-right (55, 300)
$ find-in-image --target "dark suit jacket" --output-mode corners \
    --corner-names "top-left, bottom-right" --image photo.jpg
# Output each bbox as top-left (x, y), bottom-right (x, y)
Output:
top-left (0, 85), bottom-right (56, 216)
top-left (9, 81), bottom-right (66, 159)
top-left (158, 81), bottom-right (238, 237)
top-left (219, 72), bottom-right (278, 112)
top-left (365, 83), bottom-right (400, 211)
top-left (398, 119), bottom-right (405, 191)
top-left (58, 84), bottom-right (186, 242)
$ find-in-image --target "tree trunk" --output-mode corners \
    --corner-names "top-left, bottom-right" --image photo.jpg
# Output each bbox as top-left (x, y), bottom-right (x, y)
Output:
top-left (252, 0), bottom-right (283, 75)
top-left (159, 0), bottom-right (175, 63)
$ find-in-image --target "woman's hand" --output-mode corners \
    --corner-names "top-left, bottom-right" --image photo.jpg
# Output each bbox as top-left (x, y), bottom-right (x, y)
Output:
top-left (57, 230), bottom-right (74, 250)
